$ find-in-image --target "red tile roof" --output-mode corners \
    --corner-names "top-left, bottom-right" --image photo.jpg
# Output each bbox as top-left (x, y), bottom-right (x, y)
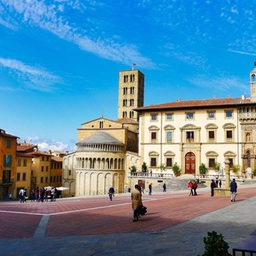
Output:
top-left (116, 118), bottom-right (139, 124)
top-left (135, 97), bottom-right (251, 111)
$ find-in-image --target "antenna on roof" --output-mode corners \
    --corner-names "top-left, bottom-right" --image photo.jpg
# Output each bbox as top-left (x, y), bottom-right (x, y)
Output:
top-left (101, 108), bottom-right (104, 118)
top-left (132, 63), bottom-right (136, 70)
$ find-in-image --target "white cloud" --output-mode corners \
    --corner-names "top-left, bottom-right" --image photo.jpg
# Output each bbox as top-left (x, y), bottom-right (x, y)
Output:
top-left (21, 136), bottom-right (74, 152)
top-left (1, 0), bottom-right (155, 69)
top-left (0, 57), bottom-right (61, 92)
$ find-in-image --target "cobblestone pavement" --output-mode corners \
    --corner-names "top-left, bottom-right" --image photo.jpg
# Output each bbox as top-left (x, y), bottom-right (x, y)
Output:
top-left (0, 184), bottom-right (256, 255)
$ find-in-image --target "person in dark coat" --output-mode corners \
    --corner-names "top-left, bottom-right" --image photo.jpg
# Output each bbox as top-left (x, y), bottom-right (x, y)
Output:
top-left (230, 178), bottom-right (237, 202)
top-left (148, 183), bottom-right (152, 195)
top-left (210, 179), bottom-right (216, 196)
top-left (108, 187), bottom-right (115, 201)
top-left (192, 181), bottom-right (198, 195)
top-left (131, 184), bottom-right (143, 222)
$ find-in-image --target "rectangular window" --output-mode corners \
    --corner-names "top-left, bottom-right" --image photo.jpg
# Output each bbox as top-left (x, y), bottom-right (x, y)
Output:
top-left (151, 114), bottom-right (157, 121)
top-left (130, 99), bottom-right (134, 106)
top-left (42, 156), bottom-right (44, 161)
top-left (2, 170), bottom-right (11, 183)
top-left (166, 158), bottom-right (172, 167)
top-left (227, 130), bottom-right (232, 139)
top-left (17, 159), bottom-right (21, 166)
top-left (130, 74), bottom-right (135, 82)
top-left (41, 166), bottom-right (44, 172)
top-left (186, 113), bottom-right (194, 119)
top-left (23, 159), bottom-right (27, 167)
top-left (124, 75), bottom-right (128, 83)
top-left (209, 158), bottom-right (215, 168)
top-left (151, 132), bottom-right (156, 140)
top-left (22, 173), bottom-right (26, 181)
top-left (6, 139), bottom-right (11, 148)
top-left (17, 172), bottom-right (20, 181)
top-left (99, 121), bottom-right (103, 129)
top-left (209, 131), bottom-right (214, 139)
top-left (69, 170), bottom-right (72, 175)
top-left (208, 112), bottom-right (215, 118)
top-left (225, 111), bottom-right (233, 118)
top-left (167, 132), bottom-right (172, 142)
top-left (46, 166), bottom-right (49, 172)
top-left (130, 87), bottom-right (134, 94)
top-left (186, 131), bottom-right (194, 139)
top-left (229, 158), bottom-right (233, 168)
top-left (46, 177), bottom-right (48, 183)
top-left (4, 154), bottom-right (12, 167)
top-left (166, 113), bottom-right (173, 120)
top-left (40, 177), bottom-right (44, 183)
top-left (150, 158), bottom-right (157, 167)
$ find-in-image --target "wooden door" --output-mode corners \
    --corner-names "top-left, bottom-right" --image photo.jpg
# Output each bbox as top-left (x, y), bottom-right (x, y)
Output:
top-left (185, 152), bottom-right (196, 174)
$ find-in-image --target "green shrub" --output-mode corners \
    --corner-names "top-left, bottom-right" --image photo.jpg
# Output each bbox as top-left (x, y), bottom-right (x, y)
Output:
top-left (198, 230), bottom-right (231, 256)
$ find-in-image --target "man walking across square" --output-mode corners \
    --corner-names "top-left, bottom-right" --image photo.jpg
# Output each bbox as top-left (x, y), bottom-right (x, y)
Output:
top-left (230, 178), bottom-right (237, 202)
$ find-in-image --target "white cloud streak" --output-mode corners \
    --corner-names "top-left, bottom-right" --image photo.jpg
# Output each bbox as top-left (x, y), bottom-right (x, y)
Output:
top-left (0, 57), bottom-right (60, 92)
top-left (1, 0), bottom-right (155, 69)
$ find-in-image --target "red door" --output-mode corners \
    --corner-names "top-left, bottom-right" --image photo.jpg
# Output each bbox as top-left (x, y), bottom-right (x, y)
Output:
top-left (185, 152), bottom-right (196, 174)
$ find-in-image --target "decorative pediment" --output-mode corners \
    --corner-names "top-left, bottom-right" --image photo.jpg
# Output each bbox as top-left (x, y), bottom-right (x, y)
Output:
top-left (148, 125), bottom-right (160, 131)
top-left (205, 123), bottom-right (218, 129)
top-left (164, 125), bottom-right (175, 130)
top-left (149, 151), bottom-right (159, 156)
top-left (164, 151), bottom-right (175, 156)
top-left (205, 151), bottom-right (219, 157)
top-left (223, 123), bottom-right (236, 129)
top-left (224, 151), bottom-right (236, 157)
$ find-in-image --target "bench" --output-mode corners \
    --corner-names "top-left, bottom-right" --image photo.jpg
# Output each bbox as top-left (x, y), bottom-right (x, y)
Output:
top-left (233, 230), bottom-right (256, 256)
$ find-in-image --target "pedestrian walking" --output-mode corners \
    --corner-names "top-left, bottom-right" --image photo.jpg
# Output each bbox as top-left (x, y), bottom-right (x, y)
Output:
top-left (192, 180), bottom-right (198, 195)
top-left (163, 183), bottom-right (166, 192)
top-left (230, 178), bottom-right (237, 202)
top-left (219, 179), bottom-right (222, 188)
top-left (108, 187), bottom-right (115, 201)
top-left (131, 184), bottom-right (143, 222)
top-left (188, 181), bottom-right (193, 196)
top-left (148, 183), bottom-right (152, 195)
top-left (19, 188), bottom-right (25, 203)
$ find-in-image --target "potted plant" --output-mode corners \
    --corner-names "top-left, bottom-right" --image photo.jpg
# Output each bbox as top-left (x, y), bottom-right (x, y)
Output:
top-left (252, 169), bottom-right (256, 179)
top-left (129, 165), bottom-right (137, 176)
top-left (232, 164), bottom-right (240, 177)
top-left (141, 162), bottom-right (148, 173)
top-left (172, 162), bottom-right (180, 177)
top-left (157, 163), bottom-right (167, 177)
top-left (199, 163), bottom-right (207, 177)
top-left (213, 161), bottom-right (221, 172)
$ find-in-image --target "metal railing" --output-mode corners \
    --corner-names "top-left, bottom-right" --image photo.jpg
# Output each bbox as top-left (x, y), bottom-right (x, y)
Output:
top-left (128, 172), bottom-right (173, 178)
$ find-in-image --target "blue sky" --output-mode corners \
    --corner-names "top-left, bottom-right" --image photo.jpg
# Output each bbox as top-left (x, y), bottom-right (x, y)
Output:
top-left (1, 0), bottom-right (256, 152)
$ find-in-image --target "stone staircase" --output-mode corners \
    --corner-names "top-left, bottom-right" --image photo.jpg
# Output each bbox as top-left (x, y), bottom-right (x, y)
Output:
top-left (151, 177), bottom-right (207, 193)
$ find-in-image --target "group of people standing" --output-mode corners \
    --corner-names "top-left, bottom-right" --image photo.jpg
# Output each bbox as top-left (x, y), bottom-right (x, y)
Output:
top-left (18, 187), bottom-right (58, 202)
top-left (187, 180), bottom-right (198, 196)
top-left (211, 177), bottom-right (237, 202)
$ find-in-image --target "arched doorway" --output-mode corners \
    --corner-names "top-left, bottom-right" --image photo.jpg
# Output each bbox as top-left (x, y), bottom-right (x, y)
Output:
top-left (185, 152), bottom-right (196, 174)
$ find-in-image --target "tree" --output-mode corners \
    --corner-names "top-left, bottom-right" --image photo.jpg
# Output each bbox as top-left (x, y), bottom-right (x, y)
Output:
top-left (198, 230), bottom-right (231, 256)
top-left (129, 165), bottom-right (137, 173)
top-left (141, 162), bottom-right (148, 172)
top-left (172, 162), bottom-right (180, 176)
top-left (199, 163), bottom-right (207, 175)
top-left (158, 163), bottom-right (167, 172)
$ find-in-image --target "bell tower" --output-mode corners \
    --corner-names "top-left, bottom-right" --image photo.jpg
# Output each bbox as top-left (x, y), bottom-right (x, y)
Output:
top-left (118, 68), bottom-right (144, 122)
top-left (250, 61), bottom-right (256, 102)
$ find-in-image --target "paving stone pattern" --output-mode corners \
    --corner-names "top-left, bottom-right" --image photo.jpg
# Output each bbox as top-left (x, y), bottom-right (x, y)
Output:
top-left (0, 183), bottom-right (256, 256)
